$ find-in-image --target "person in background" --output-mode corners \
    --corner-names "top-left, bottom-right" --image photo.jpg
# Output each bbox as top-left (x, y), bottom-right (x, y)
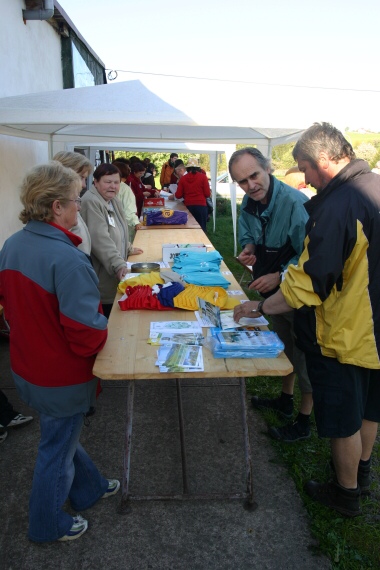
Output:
top-left (142, 162), bottom-right (158, 190)
top-left (283, 166), bottom-right (307, 190)
top-left (0, 388), bottom-right (33, 444)
top-left (127, 161), bottom-right (159, 219)
top-left (0, 161), bottom-right (118, 542)
top-left (160, 153), bottom-right (178, 189)
top-left (229, 147), bottom-right (313, 443)
top-left (112, 160), bottom-right (141, 243)
top-left (284, 166), bottom-right (315, 199)
top-left (53, 151), bottom-right (93, 255)
top-left (175, 158), bottom-right (210, 232)
top-left (234, 123), bottom-right (380, 517)
top-left (81, 163), bottom-right (143, 318)
top-left (113, 157), bottom-right (130, 166)
top-left (170, 158), bottom-right (184, 185)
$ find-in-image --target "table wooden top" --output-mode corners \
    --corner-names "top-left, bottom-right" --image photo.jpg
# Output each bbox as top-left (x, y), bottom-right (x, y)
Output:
top-left (93, 228), bottom-right (293, 380)
top-left (139, 199), bottom-right (200, 230)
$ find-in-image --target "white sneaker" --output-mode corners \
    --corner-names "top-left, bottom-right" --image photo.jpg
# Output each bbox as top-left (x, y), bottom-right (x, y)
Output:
top-left (58, 515), bottom-right (88, 541)
top-left (6, 413), bottom-right (34, 428)
top-left (101, 479), bottom-right (120, 498)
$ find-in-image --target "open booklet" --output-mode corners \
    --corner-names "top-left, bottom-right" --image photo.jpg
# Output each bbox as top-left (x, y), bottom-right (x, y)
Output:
top-left (195, 298), bottom-right (268, 329)
top-left (156, 342), bottom-right (204, 372)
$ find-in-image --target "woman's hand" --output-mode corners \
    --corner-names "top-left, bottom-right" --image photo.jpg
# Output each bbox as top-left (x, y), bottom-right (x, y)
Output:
top-left (131, 247), bottom-right (143, 255)
top-left (135, 224), bottom-right (142, 230)
top-left (143, 191), bottom-right (151, 197)
top-left (116, 265), bottom-right (128, 282)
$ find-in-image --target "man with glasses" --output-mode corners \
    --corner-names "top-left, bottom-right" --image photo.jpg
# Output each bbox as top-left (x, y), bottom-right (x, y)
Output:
top-left (229, 147), bottom-right (312, 442)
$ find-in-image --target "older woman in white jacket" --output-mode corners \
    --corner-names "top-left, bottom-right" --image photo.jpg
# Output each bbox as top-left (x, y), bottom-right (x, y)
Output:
top-left (81, 163), bottom-right (143, 317)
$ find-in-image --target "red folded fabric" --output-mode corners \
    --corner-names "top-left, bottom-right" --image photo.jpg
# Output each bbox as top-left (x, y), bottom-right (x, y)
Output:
top-left (118, 285), bottom-right (174, 311)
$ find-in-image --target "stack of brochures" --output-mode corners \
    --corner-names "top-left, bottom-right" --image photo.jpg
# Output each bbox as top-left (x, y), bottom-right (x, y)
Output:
top-left (155, 343), bottom-right (204, 373)
top-left (209, 328), bottom-right (284, 359)
top-left (149, 321), bottom-right (204, 372)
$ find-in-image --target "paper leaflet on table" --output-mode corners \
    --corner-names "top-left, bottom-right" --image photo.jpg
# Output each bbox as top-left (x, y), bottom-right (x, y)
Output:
top-left (155, 342), bottom-right (204, 372)
top-left (220, 310), bottom-right (268, 330)
top-left (148, 331), bottom-right (204, 346)
top-left (149, 320), bottom-right (202, 335)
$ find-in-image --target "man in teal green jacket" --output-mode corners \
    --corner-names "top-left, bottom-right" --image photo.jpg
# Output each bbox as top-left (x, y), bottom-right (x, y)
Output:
top-left (229, 147), bottom-right (312, 442)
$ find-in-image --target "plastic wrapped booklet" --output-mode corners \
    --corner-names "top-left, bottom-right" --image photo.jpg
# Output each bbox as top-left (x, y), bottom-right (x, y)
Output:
top-left (207, 328), bottom-right (284, 359)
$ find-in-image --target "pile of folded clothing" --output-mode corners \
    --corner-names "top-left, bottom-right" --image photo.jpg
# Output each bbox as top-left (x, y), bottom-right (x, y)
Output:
top-left (171, 251), bottom-right (231, 288)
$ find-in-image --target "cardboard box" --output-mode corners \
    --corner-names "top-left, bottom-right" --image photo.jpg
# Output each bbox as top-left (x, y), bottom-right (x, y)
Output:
top-left (143, 197), bottom-right (165, 208)
top-left (162, 243), bottom-right (207, 262)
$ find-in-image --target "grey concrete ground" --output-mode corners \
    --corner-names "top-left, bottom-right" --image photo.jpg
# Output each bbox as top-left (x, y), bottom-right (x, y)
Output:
top-left (0, 337), bottom-right (331, 570)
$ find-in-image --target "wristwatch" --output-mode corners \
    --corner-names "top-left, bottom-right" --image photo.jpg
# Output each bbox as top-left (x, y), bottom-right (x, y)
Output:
top-left (251, 300), bottom-right (265, 315)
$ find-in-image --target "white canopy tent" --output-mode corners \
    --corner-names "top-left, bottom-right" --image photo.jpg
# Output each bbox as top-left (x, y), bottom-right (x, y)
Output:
top-left (0, 79), bottom-right (305, 253)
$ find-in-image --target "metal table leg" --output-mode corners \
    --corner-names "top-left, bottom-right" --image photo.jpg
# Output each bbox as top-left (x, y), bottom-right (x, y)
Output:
top-left (176, 378), bottom-right (189, 495)
top-left (118, 380), bottom-right (135, 514)
top-left (118, 378), bottom-right (257, 510)
top-left (239, 378), bottom-right (257, 511)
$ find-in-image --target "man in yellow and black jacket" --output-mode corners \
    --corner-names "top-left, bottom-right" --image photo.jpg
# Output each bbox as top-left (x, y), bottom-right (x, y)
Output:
top-left (234, 122), bottom-right (380, 518)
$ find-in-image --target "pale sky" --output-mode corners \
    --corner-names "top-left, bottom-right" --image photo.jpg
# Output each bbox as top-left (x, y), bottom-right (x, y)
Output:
top-left (60, 0), bottom-right (380, 131)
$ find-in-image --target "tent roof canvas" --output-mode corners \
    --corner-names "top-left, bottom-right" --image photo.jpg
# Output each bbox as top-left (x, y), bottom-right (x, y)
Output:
top-left (0, 80), bottom-right (304, 147)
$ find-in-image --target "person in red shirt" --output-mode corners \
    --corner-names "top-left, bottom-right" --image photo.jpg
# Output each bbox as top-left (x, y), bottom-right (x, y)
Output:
top-left (175, 158), bottom-right (210, 232)
top-left (127, 161), bottom-right (158, 218)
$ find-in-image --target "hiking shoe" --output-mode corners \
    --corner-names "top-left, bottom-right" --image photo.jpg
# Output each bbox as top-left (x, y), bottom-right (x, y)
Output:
top-left (268, 420), bottom-right (311, 442)
top-left (251, 395), bottom-right (293, 419)
top-left (0, 428), bottom-right (7, 444)
top-left (304, 480), bottom-right (361, 517)
top-left (4, 413), bottom-right (34, 428)
top-left (329, 458), bottom-right (371, 496)
top-left (101, 479), bottom-right (120, 498)
top-left (58, 515), bottom-right (88, 541)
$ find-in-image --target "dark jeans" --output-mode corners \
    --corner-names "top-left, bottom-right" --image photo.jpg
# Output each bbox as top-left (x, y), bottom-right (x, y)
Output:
top-left (0, 389), bottom-right (17, 427)
top-left (102, 303), bottom-right (112, 319)
top-left (187, 205), bottom-right (208, 233)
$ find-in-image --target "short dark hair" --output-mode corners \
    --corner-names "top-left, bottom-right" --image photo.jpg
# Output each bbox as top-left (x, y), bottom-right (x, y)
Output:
top-left (112, 160), bottom-right (130, 179)
top-left (170, 153), bottom-right (178, 159)
top-left (293, 122), bottom-right (356, 167)
top-left (93, 163), bottom-right (120, 181)
top-left (130, 161), bottom-right (146, 174)
top-left (114, 157), bottom-right (130, 165)
top-left (228, 147), bottom-right (271, 179)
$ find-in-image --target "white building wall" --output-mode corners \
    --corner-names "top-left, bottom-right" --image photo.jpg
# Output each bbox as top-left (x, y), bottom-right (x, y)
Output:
top-left (0, 0), bottom-right (63, 247)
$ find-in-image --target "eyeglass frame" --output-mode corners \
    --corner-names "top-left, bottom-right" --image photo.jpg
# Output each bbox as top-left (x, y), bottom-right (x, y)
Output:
top-left (65, 198), bottom-right (82, 206)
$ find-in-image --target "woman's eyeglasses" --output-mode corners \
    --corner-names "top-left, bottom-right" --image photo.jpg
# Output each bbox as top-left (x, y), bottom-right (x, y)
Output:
top-left (66, 198), bottom-right (82, 206)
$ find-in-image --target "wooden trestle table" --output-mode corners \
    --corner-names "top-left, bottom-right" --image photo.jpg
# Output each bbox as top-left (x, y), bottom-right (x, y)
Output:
top-left (93, 227), bottom-right (293, 511)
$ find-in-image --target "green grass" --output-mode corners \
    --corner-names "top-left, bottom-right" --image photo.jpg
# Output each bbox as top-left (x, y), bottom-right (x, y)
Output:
top-left (207, 206), bottom-right (380, 570)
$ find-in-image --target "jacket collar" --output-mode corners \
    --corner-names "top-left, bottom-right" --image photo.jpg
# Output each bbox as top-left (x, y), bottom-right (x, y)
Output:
top-left (24, 220), bottom-right (82, 247)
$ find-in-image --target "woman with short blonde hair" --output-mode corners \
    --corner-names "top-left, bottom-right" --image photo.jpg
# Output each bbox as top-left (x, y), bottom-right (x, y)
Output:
top-left (0, 161), bottom-right (117, 543)
top-left (19, 161), bottom-right (81, 223)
